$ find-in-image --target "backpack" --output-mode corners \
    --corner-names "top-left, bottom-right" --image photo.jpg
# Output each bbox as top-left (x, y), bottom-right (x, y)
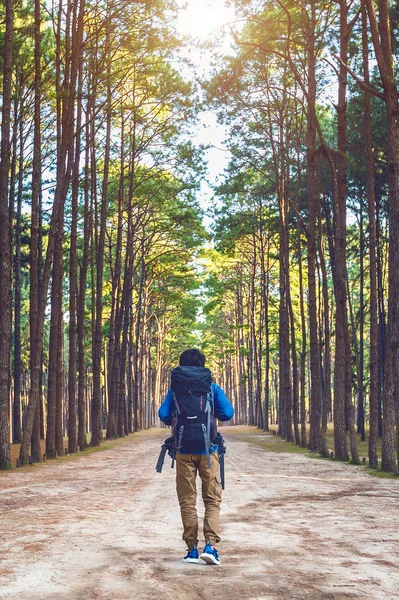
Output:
top-left (171, 365), bottom-right (217, 466)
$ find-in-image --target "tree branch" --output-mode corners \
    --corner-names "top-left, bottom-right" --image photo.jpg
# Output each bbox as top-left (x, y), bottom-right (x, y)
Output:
top-left (332, 54), bottom-right (386, 100)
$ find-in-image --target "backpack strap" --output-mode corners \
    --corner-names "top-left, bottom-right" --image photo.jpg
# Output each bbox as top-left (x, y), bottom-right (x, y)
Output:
top-left (173, 392), bottom-right (181, 416)
top-left (155, 444), bottom-right (167, 473)
top-left (177, 425), bottom-right (184, 450)
top-left (172, 392), bottom-right (184, 452)
top-left (201, 423), bottom-right (211, 468)
top-left (203, 386), bottom-right (215, 469)
top-left (219, 450), bottom-right (225, 489)
top-left (204, 399), bottom-right (213, 468)
top-left (208, 387), bottom-right (214, 411)
top-left (205, 399), bottom-right (211, 443)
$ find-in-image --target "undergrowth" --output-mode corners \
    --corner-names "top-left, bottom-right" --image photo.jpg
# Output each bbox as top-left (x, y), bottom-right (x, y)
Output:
top-left (224, 425), bottom-right (397, 479)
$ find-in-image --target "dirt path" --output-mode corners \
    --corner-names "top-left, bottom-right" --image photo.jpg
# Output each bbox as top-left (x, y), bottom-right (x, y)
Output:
top-left (1, 429), bottom-right (399, 600)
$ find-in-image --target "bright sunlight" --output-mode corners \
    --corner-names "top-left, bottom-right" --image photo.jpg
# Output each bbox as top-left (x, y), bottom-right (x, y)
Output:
top-left (176, 0), bottom-right (236, 41)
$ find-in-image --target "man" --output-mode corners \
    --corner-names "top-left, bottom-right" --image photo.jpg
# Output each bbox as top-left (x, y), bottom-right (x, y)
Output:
top-left (158, 348), bottom-right (234, 565)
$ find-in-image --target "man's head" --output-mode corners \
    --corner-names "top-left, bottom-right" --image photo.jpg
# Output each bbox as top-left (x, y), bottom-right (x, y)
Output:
top-left (179, 348), bottom-right (206, 367)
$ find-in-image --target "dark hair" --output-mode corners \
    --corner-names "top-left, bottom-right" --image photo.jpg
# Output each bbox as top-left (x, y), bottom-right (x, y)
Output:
top-left (179, 349), bottom-right (206, 367)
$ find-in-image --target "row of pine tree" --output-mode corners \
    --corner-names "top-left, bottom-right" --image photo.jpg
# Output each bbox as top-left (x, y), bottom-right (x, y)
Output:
top-left (0, 0), bottom-right (399, 473)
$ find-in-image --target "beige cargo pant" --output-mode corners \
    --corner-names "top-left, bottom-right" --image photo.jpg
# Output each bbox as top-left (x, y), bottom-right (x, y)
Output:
top-left (176, 451), bottom-right (222, 550)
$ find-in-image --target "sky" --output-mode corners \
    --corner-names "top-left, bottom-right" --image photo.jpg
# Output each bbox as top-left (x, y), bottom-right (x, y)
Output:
top-left (174, 0), bottom-right (240, 220)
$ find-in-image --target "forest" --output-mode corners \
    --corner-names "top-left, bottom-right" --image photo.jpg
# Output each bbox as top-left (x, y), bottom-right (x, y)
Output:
top-left (0, 0), bottom-right (398, 475)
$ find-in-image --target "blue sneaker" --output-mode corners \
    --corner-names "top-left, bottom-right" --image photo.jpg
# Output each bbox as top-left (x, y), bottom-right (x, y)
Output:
top-left (183, 546), bottom-right (200, 563)
top-left (200, 543), bottom-right (220, 565)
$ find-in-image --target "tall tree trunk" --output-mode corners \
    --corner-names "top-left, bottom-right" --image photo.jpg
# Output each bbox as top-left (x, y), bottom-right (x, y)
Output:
top-left (287, 280), bottom-right (300, 445)
top-left (30, 0), bottom-right (43, 461)
top-left (363, 0), bottom-right (399, 471)
top-left (318, 211), bottom-right (331, 458)
top-left (133, 247), bottom-right (145, 431)
top-left (68, 53), bottom-right (84, 454)
top-left (46, 203), bottom-right (65, 458)
top-left (91, 6), bottom-right (111, 445)
top-left (127, 326), bottom-right (134, 433)
top-left (47, 0), bottom-right (68, 456)
top-left (297, 223), bottom-right (307, 447)
top-left (376, 200), bottom-right (386, 439)
top-left (55, 307), bottom-right (65, 457)
top-left (346, 271), bottom-right (361, 464)
top-left (357, 199), bottom-right (365, 440)
top-left (332, 0), bottom-right (352, 462)
top-left (362, 2), bottom-right (379, 468)
top-left (306, 2), bottom-right (322, 452)
top-left (13, 101), bottom-right (24, 445)
top-left (9, 91), bottom-right (18, 446)
top-left (261, 234), bottom-right (270, 432)
top-left (106, 114), bottom-right (125, 439)
top-left (250, 235), bottom-right (263, 429)
top-left (0, 0), bottom-right (13, 470)
top-left (77, 97), bottom-right (93, 451)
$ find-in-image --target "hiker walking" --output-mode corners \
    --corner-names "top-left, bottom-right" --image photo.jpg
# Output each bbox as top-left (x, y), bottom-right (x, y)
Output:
top-left (158, 349), bottom-right (234, 565)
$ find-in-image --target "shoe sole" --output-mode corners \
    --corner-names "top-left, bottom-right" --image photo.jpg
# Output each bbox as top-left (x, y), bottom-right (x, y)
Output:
top-left (183, 558), bottom-right (201, 563)
top-left (200, 553), bottom-right (220, 565)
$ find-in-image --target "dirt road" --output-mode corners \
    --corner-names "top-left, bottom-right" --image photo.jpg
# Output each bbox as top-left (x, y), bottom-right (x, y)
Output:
top-left (1, 429), bottom-right (399, 600)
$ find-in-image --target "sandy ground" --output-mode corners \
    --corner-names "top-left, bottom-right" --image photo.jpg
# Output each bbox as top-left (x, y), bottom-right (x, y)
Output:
top-left (1, 429), bottom-right (399, 600)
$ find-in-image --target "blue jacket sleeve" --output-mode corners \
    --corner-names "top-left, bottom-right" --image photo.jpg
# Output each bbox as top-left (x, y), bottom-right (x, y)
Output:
top-left (212, 383), bottom-right (234, 422)
top-left (158, 389), bottom-right (173, 425)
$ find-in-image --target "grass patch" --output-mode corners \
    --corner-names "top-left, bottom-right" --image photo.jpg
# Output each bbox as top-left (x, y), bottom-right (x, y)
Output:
top-left (6, 428), bottom-right (165, 473)
top-left (267, 423), bottom-right (383, 459)
top-left (365, 468), bottom-right (398, 479)
top-left (227, 426), bottom-right (319, 457)
top-left (225, 425), bottom-right (398, 479)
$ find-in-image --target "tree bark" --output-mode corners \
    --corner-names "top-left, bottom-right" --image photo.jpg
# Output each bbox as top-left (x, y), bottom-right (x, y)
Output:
top-left (297, 223), bottom-right (307, 447)
top-left (363, 0), bottom-right (399, 471)
top-left (332, 0), bottom-right (352, 462)
top-left (362, 2), bottom-right (379, 468)
top-left (13, 97), bottom-right (24, 445)
top-left (0, 0), bottom-right (14, 470)
top-left (91, 15), bottom-right (112, 445)
top-left (357, 200), bottom-right (365, 441)
top-left (68, 39), bottom-right (84, 454)
top-left (306, 1), bottom-right (322, 452)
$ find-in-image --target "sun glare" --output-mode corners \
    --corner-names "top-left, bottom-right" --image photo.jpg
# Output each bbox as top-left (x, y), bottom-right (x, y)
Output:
top-left (175, 0), bottom-right (236, 41)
